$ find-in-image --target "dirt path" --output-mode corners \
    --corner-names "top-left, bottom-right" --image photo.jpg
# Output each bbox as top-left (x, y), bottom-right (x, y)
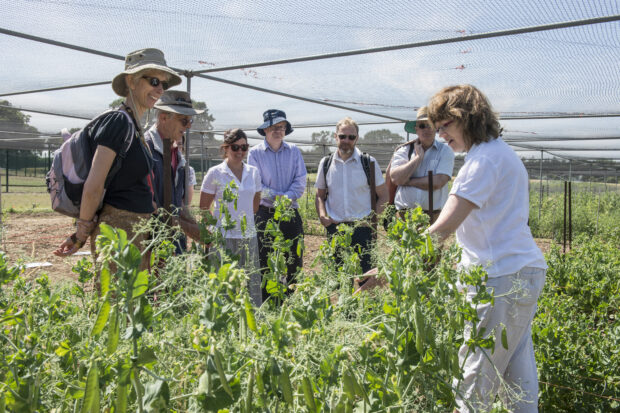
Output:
top-left (0, 212), bottom-right (553, 284)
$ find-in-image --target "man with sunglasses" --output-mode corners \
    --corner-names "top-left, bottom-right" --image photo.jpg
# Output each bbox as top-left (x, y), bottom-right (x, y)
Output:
top-left (388, 106), bottom-right (455, 223)
top-left (315, 116), bottom-right (388, 274)
top-left (145, 90), bottom-right (204, 252)
top-left (248, 109), bottom-right (307, 302)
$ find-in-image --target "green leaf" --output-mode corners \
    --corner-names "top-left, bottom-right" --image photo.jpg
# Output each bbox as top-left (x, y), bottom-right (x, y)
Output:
top-left (137, 347), bottom-right (158, 366)
top-left (98, 223), bottom-right (116, 243)
top-left (143, 379), bottom-right (170, 411)
top-left (81, 360), bottom-right (99, 413)
top-left (55, 341), bottom-right (71, 357)
top-left (91, 299), bottom-right (111, 337)
top-left (107, 305), bottom-right (120, 355)
top-left (213, 347), bottom-right (234, 398)
top-left (244, 298), bottom-right (257, 332)
top-left (132, 269), bottom-right (149, 298)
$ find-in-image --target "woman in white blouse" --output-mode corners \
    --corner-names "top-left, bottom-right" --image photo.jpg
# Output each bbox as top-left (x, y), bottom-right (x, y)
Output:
top-left (200, 129), bottom-right (262, 305)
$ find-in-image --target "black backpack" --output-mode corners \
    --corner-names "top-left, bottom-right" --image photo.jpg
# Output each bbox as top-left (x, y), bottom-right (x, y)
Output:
top-left (321, 152), bottom-right (373, 199)
top-left (46, 109), bottom-right (135, 218)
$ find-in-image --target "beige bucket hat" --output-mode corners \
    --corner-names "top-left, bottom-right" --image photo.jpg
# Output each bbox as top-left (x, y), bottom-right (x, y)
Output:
top-left (112, 48), bottom-right (182, 97)
top-left (154, 90), bottom-right (205, 116)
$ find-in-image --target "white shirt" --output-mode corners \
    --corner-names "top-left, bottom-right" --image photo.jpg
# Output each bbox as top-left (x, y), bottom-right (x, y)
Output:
top-left (450, 138), bottom-right (547, 277)
top-left (315, 148), bottom-right (385, 222)
top-left (392, 139), bottom-right (454, 210)
top-left (201, 161), bottom-right (262, 239)
top-left (188, 166), bottom-right (197, 186)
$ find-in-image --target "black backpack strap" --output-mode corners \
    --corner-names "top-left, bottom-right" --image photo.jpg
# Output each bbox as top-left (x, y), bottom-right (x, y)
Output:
top-left (360, 153), bottom-right (372, 187)
top-left (321, 153), bottom-right (334, 198)
top-left (408, 141), bottom-right (415, 159)
top-left (102, 109), bottom-right (136, 189)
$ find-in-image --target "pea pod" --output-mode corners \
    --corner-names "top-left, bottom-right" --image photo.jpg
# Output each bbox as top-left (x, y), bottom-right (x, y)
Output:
top-left (413, 304), bottom-right (425, 355)
top-left (279, 364), bottom-right (294, 405)
top-left (245, 367), bottom-right (255, 413)
top-left (301, 376), bottom-right (317, 412)
top-left (212, 347), bottom-right (233, 398)
top-left (342, 369), bottom-right (356, 401)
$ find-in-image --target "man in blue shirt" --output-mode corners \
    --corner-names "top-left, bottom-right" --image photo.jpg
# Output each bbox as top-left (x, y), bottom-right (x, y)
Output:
top-left (248, 109), bottom-right (306, 302)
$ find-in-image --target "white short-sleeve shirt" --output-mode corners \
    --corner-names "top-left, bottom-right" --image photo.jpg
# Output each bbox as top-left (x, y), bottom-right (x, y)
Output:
top-left (392, 139), bottom-right (454, 210)
top-left (188, 166), bottom-right (197, 186)
top-left (201, 161), bottom-right (262, 239)
top-left (450, 138), bottom-right (547, 277)
top-left (315, 148), bottom-right (385, 222)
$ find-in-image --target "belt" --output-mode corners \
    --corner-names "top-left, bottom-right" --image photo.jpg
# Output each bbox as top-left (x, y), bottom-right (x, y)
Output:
top-left (423, 209), bottom-right (442, 215)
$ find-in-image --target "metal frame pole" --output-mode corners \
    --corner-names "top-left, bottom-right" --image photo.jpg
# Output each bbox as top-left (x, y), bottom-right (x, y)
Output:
top-left (563, 181), bottom-right (567, 254)
top-left (184, 74), bottom-right (192, 206)
top-left (538, 150), bottom-right (543, 223)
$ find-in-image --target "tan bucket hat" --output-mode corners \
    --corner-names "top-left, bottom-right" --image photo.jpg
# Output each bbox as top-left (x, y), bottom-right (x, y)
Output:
top-left (154, 90), bottom-right (205, 116)
top-left (112, 48), bottom-right (182, 97)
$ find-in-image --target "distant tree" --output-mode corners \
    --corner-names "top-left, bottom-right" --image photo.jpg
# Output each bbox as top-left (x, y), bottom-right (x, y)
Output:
top-left (108, 97), bottom-right (124, 108)
top-left (360, 129), bottom-right (404, 145)
top-left (0, 100), bottom-right (44, 170)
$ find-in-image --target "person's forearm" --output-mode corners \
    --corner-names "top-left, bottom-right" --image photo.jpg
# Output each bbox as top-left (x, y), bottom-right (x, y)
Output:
top-left (390, 155), bottom-right (423, 185)
top-left (315, 195), bottom-right (328, 218)
top-left (79, 181), bottom-right (105, 221)
top-left (404, 175), bottom-right (450, 190)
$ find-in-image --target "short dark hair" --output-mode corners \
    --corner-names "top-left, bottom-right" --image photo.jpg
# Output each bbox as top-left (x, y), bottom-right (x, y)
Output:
top-left (220, 128), bottom-right (247, 157)
top-left (427, 84), bottom-right (502, 148)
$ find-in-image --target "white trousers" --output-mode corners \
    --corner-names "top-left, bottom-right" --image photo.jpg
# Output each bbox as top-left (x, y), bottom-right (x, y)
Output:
top-left (455, 267), bottom-right (546, 413)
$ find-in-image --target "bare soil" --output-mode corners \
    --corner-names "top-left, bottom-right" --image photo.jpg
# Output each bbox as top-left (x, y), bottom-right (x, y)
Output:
top-left (0, 212), bottom-right (553, 284)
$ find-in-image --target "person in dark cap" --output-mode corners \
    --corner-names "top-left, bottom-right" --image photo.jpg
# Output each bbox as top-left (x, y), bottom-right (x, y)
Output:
top-left (145, 90), bottom-right (204, 252)
top-left (248, 109), bottom-right (306, 302)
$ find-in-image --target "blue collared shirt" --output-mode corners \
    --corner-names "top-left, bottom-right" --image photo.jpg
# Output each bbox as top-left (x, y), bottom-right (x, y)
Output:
top-left (247, 139), bottom-right (307, 208)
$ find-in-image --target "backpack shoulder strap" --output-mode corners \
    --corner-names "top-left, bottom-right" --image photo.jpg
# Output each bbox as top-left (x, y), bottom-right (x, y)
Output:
top-left (360, 152), bottom-right (372, 186)
top-left (408, 141), bottom-right (415, 159)
top-left (322, 153), bottom-right (334, 184)
top-left (102, 109), bottom-right (136, 188)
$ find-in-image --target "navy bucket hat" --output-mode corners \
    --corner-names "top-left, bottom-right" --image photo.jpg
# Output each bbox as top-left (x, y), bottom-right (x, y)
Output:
top-left (257, 109), bottom-right (293, 136)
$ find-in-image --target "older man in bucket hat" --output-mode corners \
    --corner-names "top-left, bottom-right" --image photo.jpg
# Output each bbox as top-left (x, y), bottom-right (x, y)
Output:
top-left (145, 90), bottom-right (204, 252)
top-left (248, 109), bottom-right (306, 303)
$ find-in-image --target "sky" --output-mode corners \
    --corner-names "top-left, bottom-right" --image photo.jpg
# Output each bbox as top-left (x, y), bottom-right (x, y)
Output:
top-left (1, 0), bottom-right (619, 160)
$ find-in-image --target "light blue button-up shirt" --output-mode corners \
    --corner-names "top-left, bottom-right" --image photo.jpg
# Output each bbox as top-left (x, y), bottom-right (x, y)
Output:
top-left (247, 139), bottom-right (307, 208)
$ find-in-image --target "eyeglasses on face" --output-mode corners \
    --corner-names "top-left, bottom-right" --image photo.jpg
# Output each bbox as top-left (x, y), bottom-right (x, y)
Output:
top-left (142, 76), bottom-right (169, 90)
top-left (229, 143), bottom-right (249, 152)
top-left (436, 120), bottom-right (454, 132)
top-left (176, 117), bottom-right (193, 127)
top-left (337, 134), bottom-right (357, 141)
top-left (417, 122), bottom-right (431, 130)
top-left (268, 125), bottom-right (287, 132)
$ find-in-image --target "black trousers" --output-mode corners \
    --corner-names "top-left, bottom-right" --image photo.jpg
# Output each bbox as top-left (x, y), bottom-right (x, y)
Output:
top-left (255, 205), bottom-right (304, 301)
top-left (326, 222), bottom-right (374, 274)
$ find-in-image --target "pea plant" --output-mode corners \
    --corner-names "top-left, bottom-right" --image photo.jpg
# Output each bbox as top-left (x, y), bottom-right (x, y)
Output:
top-left (2, 200), bottom-right (616, 411)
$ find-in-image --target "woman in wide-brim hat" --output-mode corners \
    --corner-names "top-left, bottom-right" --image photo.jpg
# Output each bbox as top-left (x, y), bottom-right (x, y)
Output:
top-left (55, 48), bottom-right (181, 269)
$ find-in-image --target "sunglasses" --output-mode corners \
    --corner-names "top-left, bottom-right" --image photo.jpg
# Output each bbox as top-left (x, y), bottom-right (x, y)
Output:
top-left (177, 117), bottom-right (193, 127)
top-left (338, 134), bottom-right (357, 141)
top-left (437, 120), bottom-right (454, 132)
top-left (142, 76), bottom-right (170, 90)
top-left (230, 143), bottom-right (249, 152)
top-left (417, 122), bottom-right (431, 130)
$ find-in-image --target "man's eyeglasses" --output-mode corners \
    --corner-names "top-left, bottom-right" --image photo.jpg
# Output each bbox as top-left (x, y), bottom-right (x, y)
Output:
top-left (230, 143), bottom-right (249, 152)
top-left (142, 76), bottom-right (169, 90)
top-left (337, 134), bottom-right (357, 141)
top-left (436, 120), bottom-right (454, 133)
top-left (417, 122), bottom-right (431, 130)
top-left (268, 125), bottom-right (287, 132)
top-left (177, 117), bottom-right (193, 127)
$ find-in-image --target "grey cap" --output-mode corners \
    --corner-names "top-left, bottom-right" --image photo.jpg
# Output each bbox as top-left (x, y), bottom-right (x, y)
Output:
top-left (154, 90), bottom-right (205, 116)
top-left (111, 48), bottom-right (182, 97)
